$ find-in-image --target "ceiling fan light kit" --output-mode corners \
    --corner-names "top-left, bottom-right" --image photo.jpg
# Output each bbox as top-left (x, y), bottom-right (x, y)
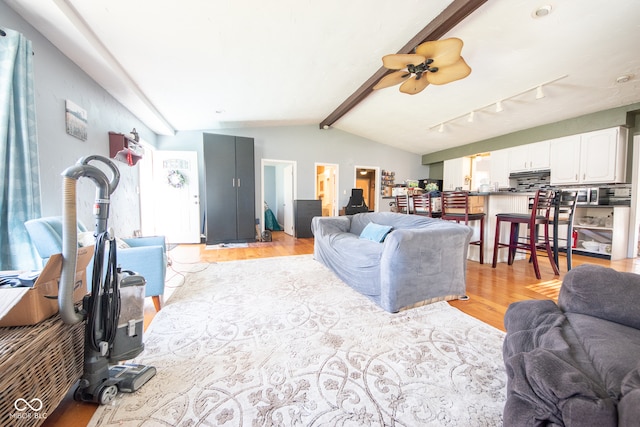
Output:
top-left (373, 37), bottom-right (471, 95)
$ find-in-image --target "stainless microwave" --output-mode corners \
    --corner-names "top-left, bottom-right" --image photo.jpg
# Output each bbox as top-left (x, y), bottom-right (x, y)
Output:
top-left (565, 187), bottom-right (599, 205)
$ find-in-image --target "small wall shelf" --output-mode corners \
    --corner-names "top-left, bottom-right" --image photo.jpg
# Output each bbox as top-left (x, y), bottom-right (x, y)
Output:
top-left (109, 132), bottom-right (144, 166)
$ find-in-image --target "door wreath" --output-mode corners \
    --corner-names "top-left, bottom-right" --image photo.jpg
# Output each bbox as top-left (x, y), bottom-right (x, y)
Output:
top-left (167, 170), bottom-right (187, 188)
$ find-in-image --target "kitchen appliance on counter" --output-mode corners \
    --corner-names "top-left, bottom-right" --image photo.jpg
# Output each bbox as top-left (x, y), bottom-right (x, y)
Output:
top-left (597, 185), bottom-right (632, 206)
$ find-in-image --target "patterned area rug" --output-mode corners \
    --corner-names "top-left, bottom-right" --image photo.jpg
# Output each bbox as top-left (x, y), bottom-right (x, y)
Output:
top-left (89, 255), bottom-right (506, 426)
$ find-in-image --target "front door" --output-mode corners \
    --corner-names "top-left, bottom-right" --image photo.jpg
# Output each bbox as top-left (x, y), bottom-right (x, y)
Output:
top-left (150, 150), bottom-right (201, 243)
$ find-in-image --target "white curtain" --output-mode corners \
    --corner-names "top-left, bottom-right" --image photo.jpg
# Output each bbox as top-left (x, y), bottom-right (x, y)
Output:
top-left (0, 27), bottom-right (41, 270)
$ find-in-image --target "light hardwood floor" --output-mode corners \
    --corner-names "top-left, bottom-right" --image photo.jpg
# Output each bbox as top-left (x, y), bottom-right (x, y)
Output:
top-left (43, 231), bottom-right (640, 426)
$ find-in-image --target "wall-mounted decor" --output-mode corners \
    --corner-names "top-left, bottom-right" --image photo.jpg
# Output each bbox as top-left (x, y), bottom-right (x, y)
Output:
top-left (65, 100), bottom-right (87, 141)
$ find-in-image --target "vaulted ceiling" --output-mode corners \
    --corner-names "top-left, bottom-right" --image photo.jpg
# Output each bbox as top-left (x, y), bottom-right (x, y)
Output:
top-left (6, 0), bottom-right (640, 154)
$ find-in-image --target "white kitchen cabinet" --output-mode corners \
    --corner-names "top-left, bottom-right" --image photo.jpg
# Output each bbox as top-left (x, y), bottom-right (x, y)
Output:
top-left (489, 148), bottom-right (510, 188)
top-left (443, 157), bottom-right (471, 191)
top-left (508, 140), bottom-right (550, 172)
top-left (550, 127), bottom-right (627, 185)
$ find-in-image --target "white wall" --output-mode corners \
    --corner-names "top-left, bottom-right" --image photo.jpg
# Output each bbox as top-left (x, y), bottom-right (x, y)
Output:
top-left (2, 1), bottom-right (156, 237)
top-left (157, 126), bottom-right (429, 225)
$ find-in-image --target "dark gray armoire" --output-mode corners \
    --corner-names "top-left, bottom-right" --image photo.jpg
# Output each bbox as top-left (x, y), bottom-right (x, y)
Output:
top-left (203, 133), bottom-right (255, 244)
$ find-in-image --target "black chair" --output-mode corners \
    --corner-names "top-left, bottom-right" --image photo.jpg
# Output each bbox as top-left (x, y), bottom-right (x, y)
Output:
top-left (492, 189), bottom-right (559, 279)
top-left (345, 188), bottom-right (369, 215)
top-left (552, 190), bottom-right (578, 271)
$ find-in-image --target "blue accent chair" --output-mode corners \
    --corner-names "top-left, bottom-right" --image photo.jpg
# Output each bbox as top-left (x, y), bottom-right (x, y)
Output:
top-left (24, 216), bottom-right (167, 311)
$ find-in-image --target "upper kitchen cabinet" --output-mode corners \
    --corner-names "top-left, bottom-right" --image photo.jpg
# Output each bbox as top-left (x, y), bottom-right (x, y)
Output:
top-left (443, 157), bottom-right (471, 190)
top-left (508, 140), bottom-right (550, 172)
top-left (550, 127), bottom-right (628, 185)
top-left (489, 148), bottom-right (510, 189)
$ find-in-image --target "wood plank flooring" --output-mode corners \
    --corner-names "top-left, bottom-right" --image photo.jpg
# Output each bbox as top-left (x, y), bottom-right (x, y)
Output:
top-left (42, 231), bottom-right (639, 427)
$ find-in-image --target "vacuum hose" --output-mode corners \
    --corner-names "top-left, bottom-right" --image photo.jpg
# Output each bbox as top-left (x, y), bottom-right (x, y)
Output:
top-left (59, 156), bottom-right (120, 325)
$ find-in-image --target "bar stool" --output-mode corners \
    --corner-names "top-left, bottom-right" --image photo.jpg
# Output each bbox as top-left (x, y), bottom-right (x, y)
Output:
top-left (491, 189), bottom-right (559, 279)
top-left (395, 194), bottom-right (411, 214)
top-left (412, 193), bottom-right (438, 217)
top-left (552, 189), bottom-right (578, 271)
top-left (441, 191), bottom-right (485, 264)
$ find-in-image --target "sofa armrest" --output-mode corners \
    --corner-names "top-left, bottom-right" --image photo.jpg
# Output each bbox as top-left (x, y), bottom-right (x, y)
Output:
top-left (311, 216), bottom-right (351, 237)
top-left (377, 221), bottom-right (472, 312)
top-left (558, 265), bottom-right (640, 329)
top-left (122, 236), bottom-right (166, 251)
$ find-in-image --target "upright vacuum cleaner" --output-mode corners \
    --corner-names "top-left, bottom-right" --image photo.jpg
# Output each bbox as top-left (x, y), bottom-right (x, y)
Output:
top-left (59, 155), bottom-right (155, 405)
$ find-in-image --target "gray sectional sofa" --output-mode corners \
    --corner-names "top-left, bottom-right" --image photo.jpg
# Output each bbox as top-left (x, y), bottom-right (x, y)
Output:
top-left (503, 264), bottom-right (640, 426)
top-left (311, 212), bottom-right (473, 312)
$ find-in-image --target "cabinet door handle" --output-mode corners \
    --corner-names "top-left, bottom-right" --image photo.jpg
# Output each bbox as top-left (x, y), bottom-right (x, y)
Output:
top-left (232, 178), bottom-right (235, 187)
top-left (237, 178), bottom-right (240, 187)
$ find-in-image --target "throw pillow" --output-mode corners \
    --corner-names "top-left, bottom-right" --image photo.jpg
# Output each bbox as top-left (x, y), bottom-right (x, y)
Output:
top-left (359, 222), bottom-right (393, 243)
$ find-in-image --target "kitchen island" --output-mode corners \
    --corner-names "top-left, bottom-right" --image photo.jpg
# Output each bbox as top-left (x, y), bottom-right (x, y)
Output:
top-left (464, 191), bottom-right (535, 264)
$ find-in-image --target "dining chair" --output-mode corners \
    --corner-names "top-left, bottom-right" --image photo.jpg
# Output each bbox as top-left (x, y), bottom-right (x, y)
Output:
top-left (412, 193), bottom-right (437, 217)
top-left (551, 189), bottom-right (578, 271)
top-left (395, 194), bottom-right (411, 214)
top-left (441, 191), bottom-right (485, 264)
top-left (491, 189), bottom-right (559, 279)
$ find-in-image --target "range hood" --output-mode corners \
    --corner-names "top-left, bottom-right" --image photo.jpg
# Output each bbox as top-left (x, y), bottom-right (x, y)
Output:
top-left (508, 169), bottom-right (551, 180)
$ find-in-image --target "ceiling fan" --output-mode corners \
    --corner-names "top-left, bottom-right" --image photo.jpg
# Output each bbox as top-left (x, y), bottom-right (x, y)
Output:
top-left (373, 37), bottom-right (471, 95)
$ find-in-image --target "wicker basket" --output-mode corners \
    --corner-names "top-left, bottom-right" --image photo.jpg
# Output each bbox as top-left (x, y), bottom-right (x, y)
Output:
top-left (0, 314), bottom-right (84, 427)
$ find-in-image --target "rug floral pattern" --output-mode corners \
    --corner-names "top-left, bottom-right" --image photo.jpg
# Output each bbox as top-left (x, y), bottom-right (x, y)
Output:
top-left (90, 255), bottom-right (506, 426)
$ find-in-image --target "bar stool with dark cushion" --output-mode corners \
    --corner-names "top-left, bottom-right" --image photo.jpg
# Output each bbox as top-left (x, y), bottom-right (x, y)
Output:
top-left (441, 191), bottom-right (485, 264)
top-left (412, 193), bottom-right (439, 217)
top-left (395, 194), bottom-right (411, 214)
top-left (552, 189), bottom-right (578, 271)
top-left (491, 189), bottom-right (559, 279)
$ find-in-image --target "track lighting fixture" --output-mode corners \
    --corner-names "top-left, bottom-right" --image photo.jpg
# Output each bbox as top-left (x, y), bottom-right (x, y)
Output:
top-left (429, 75), bottom-right (566, 132)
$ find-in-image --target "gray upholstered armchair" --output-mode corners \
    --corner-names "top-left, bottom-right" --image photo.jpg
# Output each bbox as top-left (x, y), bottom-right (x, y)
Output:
top-left (24, 216), bottom-right (167, 311)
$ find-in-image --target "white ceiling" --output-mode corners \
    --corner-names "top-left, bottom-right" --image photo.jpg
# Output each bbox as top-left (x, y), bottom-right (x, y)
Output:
top-left (6, 0), bottom-right (640, 155)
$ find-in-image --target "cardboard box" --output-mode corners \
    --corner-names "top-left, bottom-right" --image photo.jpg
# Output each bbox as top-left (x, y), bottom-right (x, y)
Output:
top-left (0, 246), bottom-right (93, 327)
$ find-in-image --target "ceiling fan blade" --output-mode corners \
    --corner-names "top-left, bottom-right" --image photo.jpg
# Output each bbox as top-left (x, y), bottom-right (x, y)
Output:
top-left (415, 37), bottom-right (464, 67)
top-left (399, 75), bottom-right (430, 95)
top-left (426, 57), bottom-right (471, 85)
top-left (373, 70), bottom-right (412, 90)
top-left (381, 53), bottom-right (426, 70)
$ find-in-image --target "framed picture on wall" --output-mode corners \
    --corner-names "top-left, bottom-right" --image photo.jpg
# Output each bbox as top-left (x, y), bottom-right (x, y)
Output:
top-left (65, 99), bottom-right (87, 141)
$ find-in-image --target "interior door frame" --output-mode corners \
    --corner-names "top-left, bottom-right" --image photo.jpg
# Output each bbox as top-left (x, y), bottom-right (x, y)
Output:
top-left (261, 159), bottom-right (297, 235)
top-left (354, 165), bottom-right (380, 212)
top-left (315, 162), bottom-right (339, 216)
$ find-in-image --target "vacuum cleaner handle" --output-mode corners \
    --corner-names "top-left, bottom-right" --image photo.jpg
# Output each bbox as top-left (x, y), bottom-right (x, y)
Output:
top-left (77, 155), bottom-right (120, 196)
top-left (59, 159), bottom-right (114, 325)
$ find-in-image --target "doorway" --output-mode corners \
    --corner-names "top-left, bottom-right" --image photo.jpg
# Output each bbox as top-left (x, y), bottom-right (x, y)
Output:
top-left (315, 163), bottom-right (339, 216)
top-left (354, 166), bottom-right (380, 212)
top-left (138, 146), bottom-right (201, 243)
top-left (261, 159), bottom-right (296, 236)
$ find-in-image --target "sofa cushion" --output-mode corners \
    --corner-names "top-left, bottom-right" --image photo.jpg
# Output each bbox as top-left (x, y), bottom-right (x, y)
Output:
top-left (567, 312), bottom-right (640, 400)
top-left (559, 265), bottom-right (640, 329)
top-left (359, 222), bottom-right (392, 242)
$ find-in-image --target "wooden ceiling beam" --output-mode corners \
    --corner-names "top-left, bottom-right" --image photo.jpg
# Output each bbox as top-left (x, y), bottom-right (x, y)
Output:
top-left (319, 0), bottom-right (487, 130)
